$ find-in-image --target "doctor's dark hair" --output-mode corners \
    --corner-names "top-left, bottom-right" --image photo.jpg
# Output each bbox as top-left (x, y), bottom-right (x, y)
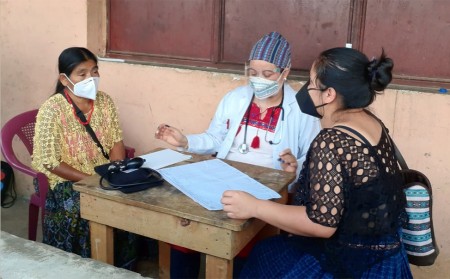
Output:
top-left (313, 47), bottom-right (394, 108)
top-left (54, 47), bottom-right (98, 94)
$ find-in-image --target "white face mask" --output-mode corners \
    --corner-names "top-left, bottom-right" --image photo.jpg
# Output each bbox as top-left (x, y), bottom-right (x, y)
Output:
top-left (64, 74), bottom-right (99, 100)
top-left (249, 73), bottom-right (284, 100)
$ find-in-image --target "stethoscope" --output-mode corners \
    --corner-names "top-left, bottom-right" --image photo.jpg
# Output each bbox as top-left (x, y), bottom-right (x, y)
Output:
top-left (238, 90), bottom-right (285, 154)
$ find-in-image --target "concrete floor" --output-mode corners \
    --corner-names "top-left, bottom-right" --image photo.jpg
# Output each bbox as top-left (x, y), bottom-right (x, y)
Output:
top-left (0, 198), bottom-right (158, 278)
top-left (2, 198), bottom-right (447, 279)
top-left (1, 198), bottom-right (43, 242)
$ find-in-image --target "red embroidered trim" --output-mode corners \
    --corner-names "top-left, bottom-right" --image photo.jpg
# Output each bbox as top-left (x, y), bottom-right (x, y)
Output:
top-left (243, 103), bottom-right (281, 132)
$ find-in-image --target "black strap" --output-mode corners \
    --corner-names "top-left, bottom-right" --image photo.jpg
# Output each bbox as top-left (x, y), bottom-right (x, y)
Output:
top-left (335, 122), bottom-right (409, 172)
top-left (60, 92), bottom-right (109, 160)
top-left (334, 125), bottom-right (371, 146)
top-left (379, 123), bottom-right (408, 170)
top-left (363, 110), bottom-right (409, 170)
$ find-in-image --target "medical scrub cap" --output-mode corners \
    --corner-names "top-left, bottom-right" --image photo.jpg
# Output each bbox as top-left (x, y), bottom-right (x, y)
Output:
top-left (248, 31), bottom-right (291, 68)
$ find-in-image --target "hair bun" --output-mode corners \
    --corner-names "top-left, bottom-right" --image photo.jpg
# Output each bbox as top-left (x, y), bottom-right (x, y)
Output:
top-left (367, 59), bottom-right (378, 81)
top-left (368, 50), bottom-right (394, 91)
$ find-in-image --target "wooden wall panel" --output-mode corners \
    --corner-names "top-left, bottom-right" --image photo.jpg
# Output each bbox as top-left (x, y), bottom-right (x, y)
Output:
top-left (105, 0), bottom-right (450, 87)
top-left (222, 0), bottom-right (351, 70)
top-left (108, 0), bottom-right (216, 61)
top-left (363, 0), bottom-right (450, 83)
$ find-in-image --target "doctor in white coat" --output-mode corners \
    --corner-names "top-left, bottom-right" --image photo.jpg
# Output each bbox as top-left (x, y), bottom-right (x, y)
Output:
top-left (155, 31), bottom-right (321, 279)
top-left (156, 31), bottom-right (320, 184)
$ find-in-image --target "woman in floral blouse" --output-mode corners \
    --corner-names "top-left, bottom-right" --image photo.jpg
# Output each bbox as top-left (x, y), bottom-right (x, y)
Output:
top-left (32, 47), bottom-right (135, 268)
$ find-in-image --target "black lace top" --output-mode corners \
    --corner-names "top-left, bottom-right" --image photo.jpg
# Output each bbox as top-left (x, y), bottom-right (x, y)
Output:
top-left (293, 127), bottom-right (406, 277)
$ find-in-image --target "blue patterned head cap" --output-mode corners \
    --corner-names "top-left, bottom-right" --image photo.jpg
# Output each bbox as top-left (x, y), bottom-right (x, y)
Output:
top-left (248, 31), bottom-right (291, 68)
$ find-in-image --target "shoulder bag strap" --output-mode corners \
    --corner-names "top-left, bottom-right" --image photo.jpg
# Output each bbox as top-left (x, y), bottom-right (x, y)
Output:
top-left (363, 109), bottom-right (408, 170)
top-left (334, 125), bottom-right (372, 146)
top-left (60, 92), bottom-right (110, 160)
top-left (380, 124), bottom-right (408, 170)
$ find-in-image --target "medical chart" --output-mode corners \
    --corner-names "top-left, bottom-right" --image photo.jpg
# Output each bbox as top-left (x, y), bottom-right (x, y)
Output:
top-left (158, 159), bottom-right (281, 210)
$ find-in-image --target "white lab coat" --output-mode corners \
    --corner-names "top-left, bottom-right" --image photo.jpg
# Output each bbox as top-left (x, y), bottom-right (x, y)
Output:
top-left (186, 83), bottom-right (321, 187)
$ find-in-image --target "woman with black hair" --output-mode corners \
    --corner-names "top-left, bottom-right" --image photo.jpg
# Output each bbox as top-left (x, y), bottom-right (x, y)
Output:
top-left (221, 47), bottom-right (413, 278)
top-left (32, 47), bottom-right (136, 268)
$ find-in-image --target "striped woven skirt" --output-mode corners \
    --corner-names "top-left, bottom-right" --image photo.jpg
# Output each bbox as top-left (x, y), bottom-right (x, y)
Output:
top-left (43, 181), bottom-right (138, 269)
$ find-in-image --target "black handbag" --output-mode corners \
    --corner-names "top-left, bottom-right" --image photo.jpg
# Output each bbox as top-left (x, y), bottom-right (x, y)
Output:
top-left (388, 134), bottom-right (439, 266)
top-left (337, 113), bottom-right (439, 266)
top-left (363, 109), bottom-right (439, 265)
top-left (94, 158), bottom-right (164, 193)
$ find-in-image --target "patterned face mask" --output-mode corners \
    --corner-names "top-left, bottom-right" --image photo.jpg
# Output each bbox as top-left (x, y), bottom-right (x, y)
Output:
top-left (249, 74), bottom-right (283, 100)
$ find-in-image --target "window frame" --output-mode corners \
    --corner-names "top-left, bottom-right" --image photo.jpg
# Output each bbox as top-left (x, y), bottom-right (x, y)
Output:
top-left (87, 0), bottom-right (450, 92)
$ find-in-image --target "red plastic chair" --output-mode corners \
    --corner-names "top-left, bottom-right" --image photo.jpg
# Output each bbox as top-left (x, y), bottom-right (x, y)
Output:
top-left (1, 109), bottom-right (135, 241)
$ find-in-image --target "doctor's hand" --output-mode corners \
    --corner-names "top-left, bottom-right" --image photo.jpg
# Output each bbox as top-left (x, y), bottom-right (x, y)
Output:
top-left (154, 123), bottom-right (188, 148)
top-left (221, 190), bottom-right (259, 219)
top-left (278, 148), bottom-right (298, 173)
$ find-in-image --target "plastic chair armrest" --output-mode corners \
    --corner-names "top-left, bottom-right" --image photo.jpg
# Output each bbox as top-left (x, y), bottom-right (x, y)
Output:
top-left (1, 150), bottom-right (38, 178)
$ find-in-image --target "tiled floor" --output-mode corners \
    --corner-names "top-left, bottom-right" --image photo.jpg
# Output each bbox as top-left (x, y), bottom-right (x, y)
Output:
top-left (1, 197), bottom-right (159, 278)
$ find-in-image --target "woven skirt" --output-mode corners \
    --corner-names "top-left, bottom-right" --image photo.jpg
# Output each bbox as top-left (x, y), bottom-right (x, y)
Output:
top-left (43, 181), bottom-right (138, 269)
top-left (239, 234), bottom-right (413, 279)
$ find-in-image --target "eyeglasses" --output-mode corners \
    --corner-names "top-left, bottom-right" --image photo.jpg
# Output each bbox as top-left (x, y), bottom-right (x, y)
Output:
top-left (245, 63), bottom-right (281, 79)
top-left (305, 80), bottom-right (328, 92)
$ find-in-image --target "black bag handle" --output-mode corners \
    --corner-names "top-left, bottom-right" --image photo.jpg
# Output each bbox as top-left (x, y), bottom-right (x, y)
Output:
top-left (383, 127), bottom-right (408, 170)
top-left (334, 125), bottom-right (372, 146)
top-left (60, 92), bottom-right (109, 160)
top-left (363, 110), bottom-right (408, 170)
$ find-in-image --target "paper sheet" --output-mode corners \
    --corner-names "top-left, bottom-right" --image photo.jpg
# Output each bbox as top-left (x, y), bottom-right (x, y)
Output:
top-left (139, 149), bottom-right (192, 170)
top-left (158, 159), bottom-right (281, 210)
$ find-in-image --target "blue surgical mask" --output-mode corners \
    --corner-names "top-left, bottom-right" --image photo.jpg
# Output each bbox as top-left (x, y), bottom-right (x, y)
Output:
top-left (249, 74), bottom-right (284, 99)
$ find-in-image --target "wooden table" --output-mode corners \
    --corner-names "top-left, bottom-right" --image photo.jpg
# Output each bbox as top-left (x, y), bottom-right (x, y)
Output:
top-left (73, 152), bottom-right (295, 279)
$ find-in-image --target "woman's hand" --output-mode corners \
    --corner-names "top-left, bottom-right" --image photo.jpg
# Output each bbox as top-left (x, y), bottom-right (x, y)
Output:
top-left (278, 148), bottom-right (298, 173)
top-left (109, 140), bottom-right (126, 161)
top-left (154, 123), bottom-right (188, 148)
top-left (221, 190), bottom-right (259, 219)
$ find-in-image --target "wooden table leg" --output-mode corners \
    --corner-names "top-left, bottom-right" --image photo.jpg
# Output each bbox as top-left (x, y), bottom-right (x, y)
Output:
top-left (159, 241), bottom-right (170, 279)
top-left (205, 254), bottom-right (233, 279)
top-left (89, 222), bottom-right (114, 264)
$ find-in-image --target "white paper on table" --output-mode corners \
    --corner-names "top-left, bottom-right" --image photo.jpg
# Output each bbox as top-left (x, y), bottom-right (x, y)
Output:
top-left (139, 149), bottom-right (192, 170)
top-left (158, 158), bottom-right (281, 210)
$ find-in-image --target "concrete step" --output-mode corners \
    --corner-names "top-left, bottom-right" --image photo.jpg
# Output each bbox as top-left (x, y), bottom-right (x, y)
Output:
top-left (0, 231), bottom-right (151, 279)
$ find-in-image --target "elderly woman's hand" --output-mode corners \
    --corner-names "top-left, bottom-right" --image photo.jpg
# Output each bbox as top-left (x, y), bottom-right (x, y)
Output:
top-left (278, 148), bottom-right (298, 173)
top-left (154, 124), bottom-right (188, 148)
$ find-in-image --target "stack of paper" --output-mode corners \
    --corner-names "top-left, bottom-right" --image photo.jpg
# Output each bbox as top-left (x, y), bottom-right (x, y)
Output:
top-left (159, 159), bottom-right (281, 210)
top-left (139, 149), bottom-right (192, 170)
